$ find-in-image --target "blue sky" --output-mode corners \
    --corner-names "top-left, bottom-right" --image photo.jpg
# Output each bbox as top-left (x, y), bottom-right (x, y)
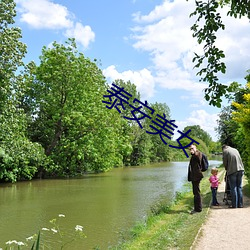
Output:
top-left (14, 0), bottom-right (250, 141)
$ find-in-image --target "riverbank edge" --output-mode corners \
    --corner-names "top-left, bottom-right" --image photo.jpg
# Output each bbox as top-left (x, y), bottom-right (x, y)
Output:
top-left (110, 168), bottom-right (225, 250)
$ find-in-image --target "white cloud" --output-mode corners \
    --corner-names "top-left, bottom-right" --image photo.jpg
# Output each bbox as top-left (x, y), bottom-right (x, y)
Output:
top-left (132, 1), bottom-right (175, 23)
top-left (16, 0), bottom-right (95, 49)
top-left (214, 7), bottom-right (250, 81)
top-left (129, 0), bottom-right (202, 97)
top-left (103, 65), bottom-right (155, 100)
top-left (129, 0), bottom-right (250, 96)
top-left (16, 0), bottom-right (73, 29)
top-left (65, 22), bottom-right (95, 48)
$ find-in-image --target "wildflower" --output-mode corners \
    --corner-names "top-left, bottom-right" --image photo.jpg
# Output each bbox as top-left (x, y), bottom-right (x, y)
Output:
top-left (26, 236), bottom-right (34, 241)
top-left (58, 214), bottom-right (65, 217)
top-left (17, 241), bottom-right (25, 246)
top-left (6, 240), bottom-right (17, 245)
top-left (42, 227), bottom-right (50, 231)
top-left (5, 240), bottom-right (25, 246)
top-left (51, 228), bottom-right (58, 233)
top-left (75, 225), bottom-right (83, 232)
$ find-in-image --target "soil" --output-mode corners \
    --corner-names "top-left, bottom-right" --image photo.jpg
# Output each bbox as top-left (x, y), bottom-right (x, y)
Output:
top-left (192, 173), bottom-right (250, 250)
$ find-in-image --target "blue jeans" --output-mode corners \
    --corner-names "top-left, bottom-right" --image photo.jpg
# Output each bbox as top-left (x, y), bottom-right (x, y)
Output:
top-left (211, 187), bottom-right (218, 205)
top-left (228, 170), bottom-right (244, 208)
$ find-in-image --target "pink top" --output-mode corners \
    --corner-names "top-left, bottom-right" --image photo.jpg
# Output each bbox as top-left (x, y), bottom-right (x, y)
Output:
top-left (209, 175), bottom-right (219, 188)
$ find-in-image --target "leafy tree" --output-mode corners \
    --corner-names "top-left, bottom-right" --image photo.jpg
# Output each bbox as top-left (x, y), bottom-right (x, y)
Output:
top-left (231, 81), bottom-right (250, 176)
top-left (216, 106), bottom-right (238, 146)
top-left (209, 140), bottom-right (222, 154)
top-left (216, 73), bottom-right (250, 147)
top-left (183, 125), bottom-right (212, 146)
top-left (0, 0), bottom-right (47, 182)
top-left (0, 0), bottom-right (27, 108)
top-left (215, 72), bottom-right (250, 176)
top-left (146, 102), bottom-right (173, 162)
top-left (24, 39), bottom-right (125, 175)
top-left (105, 81), bottom-right (175, 165)
top-left (111, 79), bottom-right (152, 166)
top-left (189, 0), bottom-right (250, 107)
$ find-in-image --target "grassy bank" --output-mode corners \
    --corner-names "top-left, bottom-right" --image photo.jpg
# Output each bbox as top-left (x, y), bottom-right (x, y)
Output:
top-left (111, 169), bottom-right (225, 250)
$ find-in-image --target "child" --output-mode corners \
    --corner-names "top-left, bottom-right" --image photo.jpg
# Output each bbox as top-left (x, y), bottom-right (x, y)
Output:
top-left (209, 168), bottom-right (220, 206)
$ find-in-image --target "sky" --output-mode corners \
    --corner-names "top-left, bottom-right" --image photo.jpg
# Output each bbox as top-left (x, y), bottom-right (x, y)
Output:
top-left (14, 0), bottom-right (250, 141)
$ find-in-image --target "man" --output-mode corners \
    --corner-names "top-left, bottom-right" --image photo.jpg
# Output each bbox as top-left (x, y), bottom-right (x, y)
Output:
top-left (222, 144), bottom-right (244, 208)
top-left (188, 144), bottom-right (204, 214)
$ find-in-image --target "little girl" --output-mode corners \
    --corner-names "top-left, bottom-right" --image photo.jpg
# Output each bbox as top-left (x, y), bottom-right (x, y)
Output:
top-left (209, 168), bottom-right (220, 206)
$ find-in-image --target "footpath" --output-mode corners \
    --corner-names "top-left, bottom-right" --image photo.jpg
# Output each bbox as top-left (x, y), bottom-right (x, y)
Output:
top-left (191, 173), bottom-right (250, 250)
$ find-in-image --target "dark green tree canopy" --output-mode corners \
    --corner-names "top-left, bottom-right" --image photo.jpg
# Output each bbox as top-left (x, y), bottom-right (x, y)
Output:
top-left (183, 124), bottom-right (212, 146)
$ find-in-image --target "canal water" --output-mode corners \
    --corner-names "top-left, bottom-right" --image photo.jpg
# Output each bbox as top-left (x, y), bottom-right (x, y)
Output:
top-left (0, 159), bottom-right (221, 249)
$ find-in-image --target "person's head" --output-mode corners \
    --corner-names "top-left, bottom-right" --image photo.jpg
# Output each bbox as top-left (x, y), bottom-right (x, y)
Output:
top-left (211, 167), bottom-right (218, 176)
top-left (189, 144), bottom-right (197, 155)
top-left (222, 144), bottom-right (228, 150)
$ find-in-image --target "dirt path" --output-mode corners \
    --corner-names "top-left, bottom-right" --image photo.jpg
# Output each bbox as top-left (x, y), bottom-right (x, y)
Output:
top-left (192, 173), bottom-right (250, 250)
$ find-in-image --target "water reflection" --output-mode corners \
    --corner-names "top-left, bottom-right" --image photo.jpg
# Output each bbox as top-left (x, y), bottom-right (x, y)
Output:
top-left (0, 159), bottom-right (221, 249)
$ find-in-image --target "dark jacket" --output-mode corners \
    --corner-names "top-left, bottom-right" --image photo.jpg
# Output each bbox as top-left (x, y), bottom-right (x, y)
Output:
top-left (188, 150), bottom-right (204, 182)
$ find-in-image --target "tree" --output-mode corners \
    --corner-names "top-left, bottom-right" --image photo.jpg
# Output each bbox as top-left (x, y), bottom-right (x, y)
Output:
top-left (183, 125), bottom-right (212, 146)
top-left (145, 102), bottom-right (173, 162)
top-left (104, 80), bottom-right (175, 165)
top-left (24, 39), bottom-right (126, 175)
top-left (111, 79), bottom-right (151, 166)
top-left (216, 72), bottom-right (250, 148)
top-left (0, 0), bottom-right (27, 108)
top-left (0, 0), bottom-right (47, 182)
top-left (190, 0), bottom-right (250, 107)
top-left (215, 72), bottom-right (250, 175)
top-left (231, 75), bottom-right (250, 176)
top-left (216, 106), bottom-right (239, 146)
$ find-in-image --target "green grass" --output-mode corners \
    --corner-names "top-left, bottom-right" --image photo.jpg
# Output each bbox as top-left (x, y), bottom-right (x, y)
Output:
top-left (243, 177), bottom-right (250, 197)
top-left (111, 170), bottom-right (225, 250)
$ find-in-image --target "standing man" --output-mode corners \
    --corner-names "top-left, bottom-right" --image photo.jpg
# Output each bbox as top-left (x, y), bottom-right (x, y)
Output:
top-left (188, 144), bottom-right (204, 214)
top-left (222, 144), bottom-right (244, 208)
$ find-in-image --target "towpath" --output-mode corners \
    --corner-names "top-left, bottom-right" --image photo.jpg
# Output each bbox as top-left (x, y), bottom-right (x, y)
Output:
top-left (192, 173), bottom-right (250, 250)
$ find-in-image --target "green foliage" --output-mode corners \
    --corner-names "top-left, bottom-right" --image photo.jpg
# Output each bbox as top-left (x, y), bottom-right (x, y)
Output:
top-left (209, 141), bottom-right (222, 154)
top-left (0, 0), bottom-right (48, 182)
top-left (24, 39), bottom-right (126, 175)
top-left (183, 125), bottom-right (212, 147)
top-left (0, 0), bottom-right (27, 108)
top-left (189, 0), bottom-right (250, 107)
top-left (216, 106), bottom-right (240, 146)
top-left (109, 79), bottom-right (144, 166)
top-left (190, 0), bottom-right (226, 107)
top-left (216, 72), bottom-right (250, 177)
top-left (223, 0), bottom-right (250, 19)
top-left (231, 79), bottom-right (250, 177)
top-left (0, 108), bottom-right (50, 182)
top-left (106, 80), bottom-right (175, 166)
top-left (145, 102), bottom-right (173, 162)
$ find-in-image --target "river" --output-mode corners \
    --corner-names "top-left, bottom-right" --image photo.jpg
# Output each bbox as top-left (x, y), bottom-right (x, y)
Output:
top-left (0, 159), bottom-right (222, 249)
